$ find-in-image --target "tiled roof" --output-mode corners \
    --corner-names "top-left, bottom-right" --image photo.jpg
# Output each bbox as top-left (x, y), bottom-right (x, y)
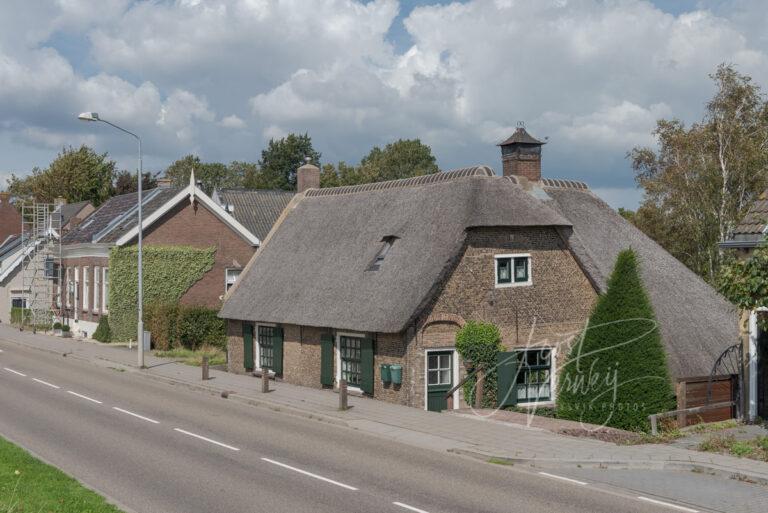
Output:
top-left (62, 188), bottom-right (180, 245)
top-left (498, 127), bottom-right (545, 146)
top-left (732, 191), bottom-right (768, 236)
top-left (215, 189), bottom-right (294, 240)
top-left (58, 200), bottom-right (92, 226)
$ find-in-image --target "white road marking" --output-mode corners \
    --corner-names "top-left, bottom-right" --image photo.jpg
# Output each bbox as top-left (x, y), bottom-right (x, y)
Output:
top-left (3, 367), bottom-right (26, 377)
top-left (67, 391), bottom-right (102, 404)
top-left (261, 457), bottom-right (358, 490)
top-left (173, 428), bottom-right (240, 452)
top-left (113, 407), bottom-right (160, 424)
top-left (637, 496), bottom-right (699, 512)
top-left (393, 501), bottom-right (430, 513)
top-left (32, 378), bottom-right (60, 389)
top-left (538, 472), bottom-right (588, 486)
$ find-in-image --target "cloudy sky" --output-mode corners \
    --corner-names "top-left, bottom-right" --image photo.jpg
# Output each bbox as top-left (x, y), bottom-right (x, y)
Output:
top-left (1, 0), bottom-right (767, 208)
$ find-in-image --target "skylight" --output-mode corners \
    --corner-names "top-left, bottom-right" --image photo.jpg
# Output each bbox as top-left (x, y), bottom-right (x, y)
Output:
top-left (367, 236), bottom-right (398, 271)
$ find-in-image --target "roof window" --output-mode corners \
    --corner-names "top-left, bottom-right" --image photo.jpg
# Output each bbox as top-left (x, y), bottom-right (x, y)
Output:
top-left (367, 236), bottom-right (398, 271)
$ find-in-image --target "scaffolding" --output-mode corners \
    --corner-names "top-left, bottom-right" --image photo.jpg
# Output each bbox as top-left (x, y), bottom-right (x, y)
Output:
top-left (20, 203), bottom-right (62, 329)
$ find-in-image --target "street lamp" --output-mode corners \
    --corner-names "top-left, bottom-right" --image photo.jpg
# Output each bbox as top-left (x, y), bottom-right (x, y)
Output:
top-left (78, 112), bottom-right (145, 368)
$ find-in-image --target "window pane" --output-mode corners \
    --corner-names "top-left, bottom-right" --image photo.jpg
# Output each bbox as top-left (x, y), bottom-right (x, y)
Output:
top-left (514, 257), bottom-right (528, 282)
top-left (439, 369), bottom-right (451, 384)
top-left (439, 354), bottom-right (450, 369)
top-left (428, 370), bottom-right (438, 385)
top-left (428, 354), bottom-right (438, 369)
top-left (340, 336), bottom-right (362, 385)
top-left (497, 258), bottom-right (511, 283)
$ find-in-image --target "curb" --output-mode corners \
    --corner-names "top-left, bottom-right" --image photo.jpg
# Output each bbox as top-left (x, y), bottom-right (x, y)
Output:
top-left (449, 448), bottom-right (768, 487)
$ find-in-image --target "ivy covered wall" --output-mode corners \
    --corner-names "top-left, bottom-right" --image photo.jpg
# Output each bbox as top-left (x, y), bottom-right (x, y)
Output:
top-left (109, 245), bottom-right (216, 342)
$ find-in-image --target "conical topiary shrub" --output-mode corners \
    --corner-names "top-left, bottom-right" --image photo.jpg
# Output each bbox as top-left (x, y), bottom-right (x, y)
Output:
top-left (557, 249), bottom-right (675, 431)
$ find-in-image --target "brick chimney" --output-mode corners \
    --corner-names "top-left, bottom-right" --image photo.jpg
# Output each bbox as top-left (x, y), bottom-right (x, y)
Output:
top-left (297, 158), bottom-right (320, 193)
top-left (498, 125), bottom-right (545, 182)
top-left (0, 192), bottom-right (9, 203)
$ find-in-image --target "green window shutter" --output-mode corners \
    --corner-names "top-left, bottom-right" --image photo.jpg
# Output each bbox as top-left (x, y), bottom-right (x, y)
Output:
top-left (360, 336), bottom-right (375, 395)
top-left (243, 322), bottom-right (254, 372)
top-left (272, 326), bottom-right (284, 375)
top-left (496, 351), bottom-right (518, 407)
top-left (320, 333), bottom-right (334, 386)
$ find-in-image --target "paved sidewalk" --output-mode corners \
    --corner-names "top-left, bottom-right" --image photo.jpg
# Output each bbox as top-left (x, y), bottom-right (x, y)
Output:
top-left (3, 324), bottom-right (768, 484)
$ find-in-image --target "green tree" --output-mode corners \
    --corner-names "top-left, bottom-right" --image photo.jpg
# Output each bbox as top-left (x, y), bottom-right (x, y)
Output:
top-left (321, 139), bottom-right (439, 187)
top-left (255, 133), bottom-right (321, 190)
top-left (717, 246), bottom-right (768, 322)
top-left (165, 155), bottom-right (244, 195)
top-left (113, 170), bottom-right (158, 195)
top-left (557, 249), bottom-right (675, 431)
top-left (629, 64), bottom-right (768, 282)
top-left (7, 145), bottom-right (116, 206)
top-left (454, 321), bottom-right (503, 409)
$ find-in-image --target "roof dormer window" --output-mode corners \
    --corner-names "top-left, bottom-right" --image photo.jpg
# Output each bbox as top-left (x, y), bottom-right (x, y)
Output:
top-left (367, 236), bottom-right (398, 271)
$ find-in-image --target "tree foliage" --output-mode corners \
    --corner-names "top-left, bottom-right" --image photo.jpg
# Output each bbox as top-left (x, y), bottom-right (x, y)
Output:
top-left (253, 133), bottom-right (321, 190)
top-left (164, 155), bottom-right (245, 195)
top-left (320, 139), bottom-right (438, 187)
top-left (113, 170), bottom-right (158, 195)
top-left (7, 145), bottom-right (116, 206)
top-left (629, 64), bottom-right (768, 282)
top-left (717, 246), bottom-right (768, 321)
top-left (455, 321), bottom-right (503, 408)
top-left (557, 250), bottom-right (675, 431)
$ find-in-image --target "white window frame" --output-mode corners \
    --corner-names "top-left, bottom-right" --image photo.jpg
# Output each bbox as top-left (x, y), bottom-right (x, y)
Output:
top-left (335, 331), bottom-right (366, 394)
top-left (74, 267), bottom-right (79, 320)
top-left (102, 268), bottom-right (109, 314)
top-left (93, 266), bottom-right (101, 314)
top-left (424, 347), bottom-right (460, 411)
top-left (65, 267), bottom-right (71, 308)
top-left (513, 346), bottom-right (557, 407)
top-left (225, 268), bottom-right (242, 293)
top-left (10, 295), bottom-right (27, 310)
top-left (255, 323), bottom-right (277, 376)
top-left (494, 253), bottom-right (532, 288)
top-left (83, 266), bottom-right (90, 312)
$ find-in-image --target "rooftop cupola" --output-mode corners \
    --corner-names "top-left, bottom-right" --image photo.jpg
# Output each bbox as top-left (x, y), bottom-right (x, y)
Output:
top-left (498, 124), bottom-right (545, 182)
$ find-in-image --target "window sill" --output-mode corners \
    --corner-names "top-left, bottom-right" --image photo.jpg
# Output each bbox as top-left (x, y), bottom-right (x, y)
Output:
top-left (516, 400), bottom-right (554, 408)
top-left (495, 281), bottom-right (532, 288)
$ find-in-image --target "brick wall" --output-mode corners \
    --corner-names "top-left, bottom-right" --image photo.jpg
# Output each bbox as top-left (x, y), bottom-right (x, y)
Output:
top-left (141, 200), bottom-right (256, 308)
top-left (60, 256), bottom-right (110, 326)
top-left (227, 319), bottom-right (245, 373)
top-left (502, 155), bottom-right (541, 181)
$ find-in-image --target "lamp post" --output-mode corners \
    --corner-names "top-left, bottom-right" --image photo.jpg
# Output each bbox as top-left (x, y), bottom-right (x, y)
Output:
top-left (78, 112), bottom-right (145, 368)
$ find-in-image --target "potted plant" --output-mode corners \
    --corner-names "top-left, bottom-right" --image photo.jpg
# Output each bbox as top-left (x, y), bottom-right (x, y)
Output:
top-left (61, 324), bottom-right (71, 338)
top-left (53, 322), bottom-right (63, 336)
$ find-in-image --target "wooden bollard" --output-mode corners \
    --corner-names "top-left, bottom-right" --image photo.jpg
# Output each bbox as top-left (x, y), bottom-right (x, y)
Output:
top-left (261, 367), bottom-right (270, 393)
top-left (474, 365), bottom-right (485, 409)
top-left (201, 356), bottom-right (209, 381)
top-left (339, 379), bottom-right (348, 411)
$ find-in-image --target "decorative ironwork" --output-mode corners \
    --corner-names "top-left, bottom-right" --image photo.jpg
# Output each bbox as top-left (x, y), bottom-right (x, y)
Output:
top-left (707, 342), bottom-right (744, 420)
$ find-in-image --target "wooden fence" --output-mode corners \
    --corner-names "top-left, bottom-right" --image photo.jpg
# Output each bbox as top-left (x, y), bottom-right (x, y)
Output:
top-left (675, 374), bottom-right (736, 427)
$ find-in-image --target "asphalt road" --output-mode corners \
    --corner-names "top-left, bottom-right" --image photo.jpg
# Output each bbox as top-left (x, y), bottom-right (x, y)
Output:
top-left (0, 341), bottom-right (696, 513)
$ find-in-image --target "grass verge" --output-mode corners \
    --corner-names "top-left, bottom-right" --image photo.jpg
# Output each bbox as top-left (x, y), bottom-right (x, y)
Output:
top-left (0, 436), bottom-right (123, 513)
top-left (699, 434), bottom-right (768, 461)
top-left (153, 344), bottom-right (226, 367)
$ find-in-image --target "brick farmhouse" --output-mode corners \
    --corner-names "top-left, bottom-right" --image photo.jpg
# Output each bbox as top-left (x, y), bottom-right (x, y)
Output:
top-left (220, 130), bottom-right (738, 411)
top-left (59, 174), bottom-right (291, 339)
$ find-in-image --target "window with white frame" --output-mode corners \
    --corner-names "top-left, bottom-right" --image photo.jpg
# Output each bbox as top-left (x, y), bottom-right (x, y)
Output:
top-left (516, 349), bottom-right (553, 403)
top-left (102, 268), bottom-right (109, 313)
top-left (74, 267), bottom-right (79, 320)
top-left (495, 254), bottom-right (531, 287)
top-left (83, 266), bottom-right (90, 311)
top-left (94, 266), bottom-right (101, 313)
top-left (11, 296), bottom-right (27, 309)
top-left (225, 268), bottom-right (241, 292)
top-left (65, 267), bottom-right (71, 308)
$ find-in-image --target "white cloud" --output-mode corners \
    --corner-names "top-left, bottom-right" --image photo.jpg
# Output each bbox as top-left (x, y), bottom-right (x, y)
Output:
top-left (591, 187), bottom-right (645, 210)
top-left (1, 0), bottom-right (768, 193)
top-left (219, 115), bottom-right (246, 129)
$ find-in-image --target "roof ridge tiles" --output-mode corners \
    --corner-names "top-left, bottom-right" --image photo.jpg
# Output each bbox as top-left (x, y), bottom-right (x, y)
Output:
top-left (304, 165), bottom-right (495, 197)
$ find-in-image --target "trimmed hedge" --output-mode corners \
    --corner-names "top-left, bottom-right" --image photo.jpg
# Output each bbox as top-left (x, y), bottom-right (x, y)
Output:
top-left (557, 249), bottom-right (675, 431)
top-left (144, 303), bottom-right (225, 351)
top-left (455, 321), bottom-right (503, 408)
top-left (109, 245), bottom-right (216, 342)
top-left (93, 315), bottom-right (111, 343)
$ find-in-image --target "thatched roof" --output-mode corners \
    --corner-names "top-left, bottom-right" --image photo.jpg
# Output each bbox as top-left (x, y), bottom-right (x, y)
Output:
top-left (542, 185), bottom-right (738, 378)
top-left (220, 167), bottom-right (570, 333)
top-left (221, 168), bottom-right (737, 378)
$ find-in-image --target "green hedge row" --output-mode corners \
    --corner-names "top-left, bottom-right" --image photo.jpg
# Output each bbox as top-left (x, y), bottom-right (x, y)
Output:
top-left (144, 302), bottom-right (225, 351)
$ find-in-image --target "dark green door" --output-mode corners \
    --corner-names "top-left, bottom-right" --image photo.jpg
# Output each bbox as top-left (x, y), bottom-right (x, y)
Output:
top-left (427, 351), bottom-right (453, 412)
top-left (243, 322), bottom-right (254, 372)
